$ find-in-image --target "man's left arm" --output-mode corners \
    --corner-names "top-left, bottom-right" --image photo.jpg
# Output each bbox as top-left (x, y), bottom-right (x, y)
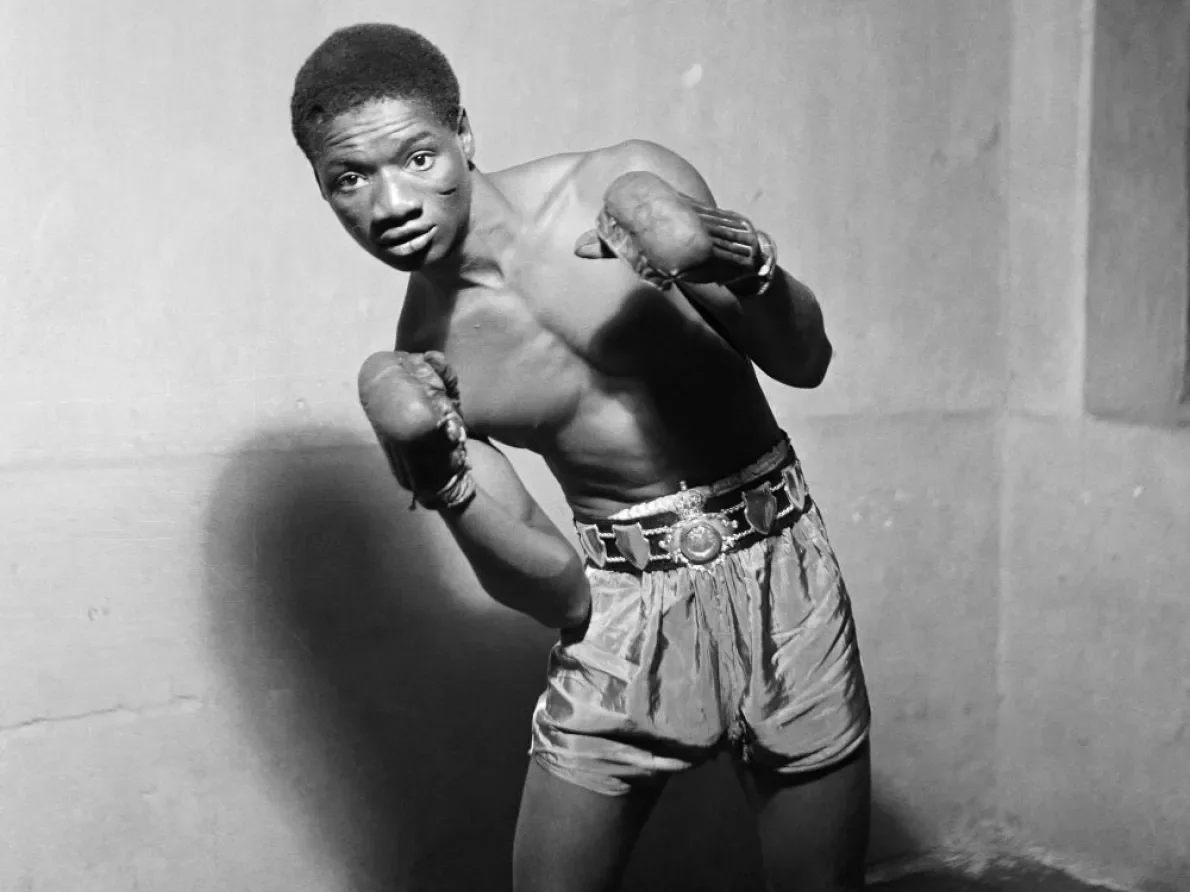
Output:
top-left (680, 256), bottom-right (832, 389)
top-left (575, 140), bottom-right (832, 388)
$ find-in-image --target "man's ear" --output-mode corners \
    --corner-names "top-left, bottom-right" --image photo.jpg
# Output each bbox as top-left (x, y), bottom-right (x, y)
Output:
top-left (457, 108), bottom-right (475, 162)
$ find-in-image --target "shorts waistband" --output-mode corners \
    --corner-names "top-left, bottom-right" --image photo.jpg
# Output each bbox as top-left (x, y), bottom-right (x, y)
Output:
top-left (605, 437), bottom-right (793, 522)
top-left (572, 438), bottom-right (811, 574)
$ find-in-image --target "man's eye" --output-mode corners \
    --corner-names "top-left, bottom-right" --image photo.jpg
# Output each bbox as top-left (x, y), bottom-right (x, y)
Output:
top-left (335, 172), bottom-right (365, 192)
top-left (409, 152), bottom-right (435, 171)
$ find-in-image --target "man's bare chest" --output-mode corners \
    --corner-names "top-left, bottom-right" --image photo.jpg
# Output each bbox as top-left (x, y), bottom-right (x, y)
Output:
top-left (435, 290), bottom-right (582, 448)
top-left (431, 256), bottom-right (703, 444)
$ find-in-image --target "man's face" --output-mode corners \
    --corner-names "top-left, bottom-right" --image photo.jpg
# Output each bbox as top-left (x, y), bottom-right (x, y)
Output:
top-left (311, 97), bottom-right (474, 273)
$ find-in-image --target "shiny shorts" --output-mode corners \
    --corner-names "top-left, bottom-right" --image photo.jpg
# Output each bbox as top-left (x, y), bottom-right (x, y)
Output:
top-left (528, 447), bottom-right (871, 796)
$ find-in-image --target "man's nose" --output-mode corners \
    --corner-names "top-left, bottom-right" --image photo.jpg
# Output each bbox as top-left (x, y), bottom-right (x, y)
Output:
top-left (373, 170), bottom-right (420, 222)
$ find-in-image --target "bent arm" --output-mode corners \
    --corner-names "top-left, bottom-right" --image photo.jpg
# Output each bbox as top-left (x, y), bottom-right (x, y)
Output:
top-left (390, 283), bottom-right (588, 627)
top-left (437, 437), bottom-right (591, 629)
top-left (681, 270), bottom-right (833, 388)
top-left (613, 140), bottom-right (833, 388)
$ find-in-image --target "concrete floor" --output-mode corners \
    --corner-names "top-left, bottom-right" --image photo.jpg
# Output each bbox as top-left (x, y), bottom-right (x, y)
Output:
top-left (871, 862), bottom-right (1118, 891)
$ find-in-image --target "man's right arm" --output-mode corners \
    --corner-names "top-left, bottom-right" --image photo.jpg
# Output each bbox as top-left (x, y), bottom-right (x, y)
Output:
top-left (358, 349), bottom-right (590, 630)
top-left (438, 436), bottom-right (591, 629)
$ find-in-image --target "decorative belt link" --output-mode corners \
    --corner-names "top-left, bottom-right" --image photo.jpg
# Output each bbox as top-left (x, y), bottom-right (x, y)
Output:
top-left (664, 487), bottom-right (733, 566)
top-left (575, 463), bottom-right (810, 573)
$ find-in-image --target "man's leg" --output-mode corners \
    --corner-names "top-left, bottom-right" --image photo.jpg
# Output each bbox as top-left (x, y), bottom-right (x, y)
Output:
top-left (733, 741), bottom-right (871, 892)
top-left (512, 761), bottom-right (665, 892)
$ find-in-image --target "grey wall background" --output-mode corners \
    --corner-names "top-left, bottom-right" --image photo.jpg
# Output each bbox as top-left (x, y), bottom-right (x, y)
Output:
top-left (1, 1), bottom-right (1187, 890)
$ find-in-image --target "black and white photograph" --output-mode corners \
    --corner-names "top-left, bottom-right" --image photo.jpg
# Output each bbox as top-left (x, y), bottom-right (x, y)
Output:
top-left (1, 2), bottom-right (1187, 890)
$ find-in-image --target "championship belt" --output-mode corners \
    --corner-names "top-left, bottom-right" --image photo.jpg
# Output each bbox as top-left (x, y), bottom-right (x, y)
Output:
top-left (574, 455), bottom-right (812, 574)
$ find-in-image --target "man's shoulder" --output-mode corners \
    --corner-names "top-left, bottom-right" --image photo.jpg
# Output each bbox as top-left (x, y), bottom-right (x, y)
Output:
top-left (574, 140), bottom-right (713, 202)
top-left (489, 151), bottom-right (586, 217)
top-left (494, 140), bottom-right (712, 217)
top-left (569, 139), bottom-right (710, 201)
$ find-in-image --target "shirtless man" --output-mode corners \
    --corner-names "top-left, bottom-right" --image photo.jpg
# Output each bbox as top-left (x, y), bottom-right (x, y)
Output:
top-left (290, 24), bottom-right (872, 892)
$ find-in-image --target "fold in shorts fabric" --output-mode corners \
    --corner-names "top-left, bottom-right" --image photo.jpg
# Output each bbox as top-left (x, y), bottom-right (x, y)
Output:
top-left (529, 458), bottom-right (871, 796)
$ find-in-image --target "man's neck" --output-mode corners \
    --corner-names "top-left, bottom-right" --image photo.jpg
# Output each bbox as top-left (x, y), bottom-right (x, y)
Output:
top-left (420, 170), bottom-right (519, 294)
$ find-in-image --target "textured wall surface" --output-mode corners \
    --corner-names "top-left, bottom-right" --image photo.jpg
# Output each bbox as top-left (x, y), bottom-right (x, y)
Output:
top-left (1, 1), bottom-right (1186, 890)
top-left (998, 417), bottom-right (1190, 892)
top-left (996, 5), bottom-right (1190, 891)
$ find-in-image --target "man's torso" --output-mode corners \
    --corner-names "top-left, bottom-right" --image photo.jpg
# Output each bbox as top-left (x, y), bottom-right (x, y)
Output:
top-left (397, 143), bottom-right (783, 517)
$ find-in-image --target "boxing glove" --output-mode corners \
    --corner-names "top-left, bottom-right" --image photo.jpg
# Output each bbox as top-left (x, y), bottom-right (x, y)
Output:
top-left (574, 170), bottom-right (777, 296)
top-left (358, 350), bottom-right (475, 510)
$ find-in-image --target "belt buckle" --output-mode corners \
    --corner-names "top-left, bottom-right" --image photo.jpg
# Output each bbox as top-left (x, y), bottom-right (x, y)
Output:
top-left (664, 486), bottom-right (733, 567)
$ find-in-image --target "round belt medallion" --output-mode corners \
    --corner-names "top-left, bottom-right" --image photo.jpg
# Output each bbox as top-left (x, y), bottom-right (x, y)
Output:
top-left (678, 520), bottom-right (724, 564)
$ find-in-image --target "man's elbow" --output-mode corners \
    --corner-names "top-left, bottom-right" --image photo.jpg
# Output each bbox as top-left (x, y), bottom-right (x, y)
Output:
top-left (542, 557), bottom-right (592, 629)
top-left (510, 557), bottom-right (591, 630)
top-left (800, 339), bottom-right (833, 388)
top-left (770, 339), bottom-right (832, 389)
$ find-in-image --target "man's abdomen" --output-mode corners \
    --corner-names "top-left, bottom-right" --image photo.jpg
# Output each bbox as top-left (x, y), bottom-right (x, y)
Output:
top-left (545, 374), bottom-right (784, 518)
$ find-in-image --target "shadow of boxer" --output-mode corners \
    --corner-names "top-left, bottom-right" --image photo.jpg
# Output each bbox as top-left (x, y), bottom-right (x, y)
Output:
top-left (202, 428), bottom-right (922, 890)
top-left (202, 429), bottom-right (554, 891)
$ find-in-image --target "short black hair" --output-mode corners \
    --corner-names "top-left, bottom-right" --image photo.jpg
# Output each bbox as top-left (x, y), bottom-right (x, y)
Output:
top-left (290, 23), bottom-right (460, 160)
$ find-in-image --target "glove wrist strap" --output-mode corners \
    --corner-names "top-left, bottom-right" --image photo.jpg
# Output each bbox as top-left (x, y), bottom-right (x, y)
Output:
top-left (415, 468), bottom-right (477, 512)
top-left (726, 230), bottom-right (778, 299)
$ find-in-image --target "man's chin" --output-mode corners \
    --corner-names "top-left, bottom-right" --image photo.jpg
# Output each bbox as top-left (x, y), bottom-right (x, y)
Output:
top-left (375, 244), bottom-right (432, 273)
top-left (381, 253), bottom-right (425, 273)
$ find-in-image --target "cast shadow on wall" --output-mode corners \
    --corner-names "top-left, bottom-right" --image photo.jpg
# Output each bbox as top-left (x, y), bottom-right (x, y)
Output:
top-left (203, 429), bottom-right (919, 892)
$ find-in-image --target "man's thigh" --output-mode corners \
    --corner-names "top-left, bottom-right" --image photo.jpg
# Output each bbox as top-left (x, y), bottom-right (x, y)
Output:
top-left (736, 741), bottom-right (871, 892)
top-left (513, 761), bottom-right (665, 892)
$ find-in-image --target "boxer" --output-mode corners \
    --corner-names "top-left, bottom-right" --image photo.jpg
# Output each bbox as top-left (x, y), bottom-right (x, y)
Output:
top-left (293, 23), bottom-right (872, 892)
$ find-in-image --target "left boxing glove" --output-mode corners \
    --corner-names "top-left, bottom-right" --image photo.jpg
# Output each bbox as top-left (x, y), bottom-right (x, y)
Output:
top-left (574, 170), bottom-right (777, 296)
top-left (357, 350), bottom-right (475, 511)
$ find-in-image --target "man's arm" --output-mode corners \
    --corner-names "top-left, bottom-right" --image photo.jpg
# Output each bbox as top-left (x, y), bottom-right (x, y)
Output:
top-left (582, 140), bottom-right (832, 389)
top-left (679, 265), bottom-right (832, 389)
top-left (358, 349), bottom-right (589, 630)
top-left (439, 436), bottom-right (591, 629)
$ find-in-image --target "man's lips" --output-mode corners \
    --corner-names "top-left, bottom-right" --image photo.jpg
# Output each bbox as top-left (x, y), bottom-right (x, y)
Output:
top-left (379, 226), bottom-right (436, 257)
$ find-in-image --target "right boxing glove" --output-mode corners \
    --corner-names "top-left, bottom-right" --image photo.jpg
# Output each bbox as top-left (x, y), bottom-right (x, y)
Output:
top-left (357, 350), bottom-right (475, 511)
